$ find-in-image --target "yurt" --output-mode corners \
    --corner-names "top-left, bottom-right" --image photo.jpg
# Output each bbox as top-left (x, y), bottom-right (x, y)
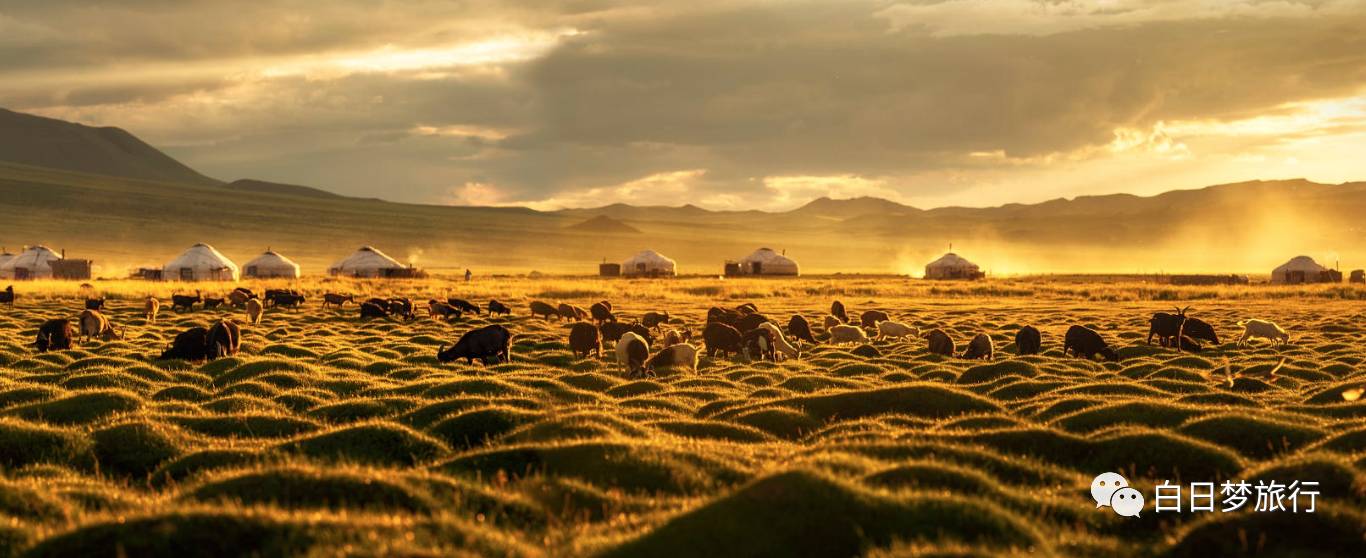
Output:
top-left (0, 245), bottom-right (62, 280)
top-left (0, 249), bottom-right (17, 275)
top-left (243, 250), bottom-right (302, 279)
top-left (163, 243), bottom-right (240, 281)
top-left (1271, 255), bottom-right (1330, 284)
top-left (924, 252), bottom-right (984, 280)
top-left (733, 247), bottom-right (800, 276)
top-left (622, 249), bottom-right (676, 277)
top-left (329, 246), bottom-right (407, 278)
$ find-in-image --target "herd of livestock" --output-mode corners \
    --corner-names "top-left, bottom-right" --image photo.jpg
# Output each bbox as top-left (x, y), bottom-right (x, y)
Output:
top-left (2, 284), bottom-right (1297, 378)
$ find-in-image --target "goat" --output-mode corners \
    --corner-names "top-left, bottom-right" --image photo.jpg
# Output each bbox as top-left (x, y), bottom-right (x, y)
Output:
top-left (569, 322), bottom-right (602, 359)
top-left (735, 313), bottom-right (771, 333)
top-left (876, 320), bottom-right (917, 340)
top-left (617, 331), bottom-right (651, 377)
top-left (428, 300), bottom-right (461, 321)
top-left (437, 324), bottom-right (513, 365)
top-left (245, 298), bottom-right (264, 325)
top-left (359, 301), bottom-right (390, 319)
top-left (36, 319), bottom-right (76, 352)
top-left (386, 298), bottom-right (415, 321)
top-left (590, 301), bottom-right (616, 324)
top-left (78, 310), bottom-right (121, 342)
top-left (271, 293), bottom-right (306, 309)
top-left (171, 291), bottom-right (202, 312)
top-left (203, 297), bottom-right (225, 310)
top-left (830, 300), bottom-right (848, 323)
top-left (144, 297), bottom-right (160, 323)
top-left (1014, 326), bottom-right (1041, 355)
top-left (530, 301), bottom-right (560, 320)
top-left (322, 293), bottom-right (354, 309)
top-left (706, 306), bottom-right (743, 327)
top-left (558, 303), bottom-right (589, 321)
top-left (0, 285), bottom-right (14, 305)
top-left (1063, 325), bottom-right (1119, 362)
top-left (159, 327), bottom-right (209, 361)
top-left (207, 320), bottom-right (241, 360)
top-left (735, 302), bottom-right (759, 315)
top-left (741, 327), bottom-right (775, 362)
top-left (703, 322), bottom-right (744, 357)
top-left (787, 315), bottom-right (817, 344)
top-left (662, 327), bottom-right (692, 347)
top-left (487, 299), bottom-right (512, 316)
top-left (645, 343), bottom-right (700, 375)
top-left (925, 329), bottom-right (954, 356)
top-left (642, 311), bottom-right (671, 329)
top-left (1182, 317), bottom-right (1219, 346)
top-left (228, 288), bottom-right (256, 308)
top-left (860, 310), bottom-right (889, 329)
top-left (823, 315), bottom-right (841, 330)
top-left (828, 324), bottom-right (868, 345)
top-left (961, 333), bottom-right (994, 360)
top-left (447, 298), bottom-right (481, 315)
top-left (758, 322), bottom-right (798, 361)
top-left (1147, 306), bottom-right (1190, 345)
top-left (1236, 319), bottom-right (1290, 346)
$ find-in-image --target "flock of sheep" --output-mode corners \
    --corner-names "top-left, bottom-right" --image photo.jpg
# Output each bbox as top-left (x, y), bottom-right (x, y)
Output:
top-left (4, 284), bottom-right (1295, 377)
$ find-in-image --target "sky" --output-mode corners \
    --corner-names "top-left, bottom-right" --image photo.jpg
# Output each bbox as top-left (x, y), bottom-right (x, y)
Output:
top-left (4, 0), bottom-right (1366, 211)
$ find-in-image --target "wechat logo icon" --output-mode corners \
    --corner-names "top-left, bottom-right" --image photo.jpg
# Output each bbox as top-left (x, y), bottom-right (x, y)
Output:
top-left (1092, 472), bottom-right (1144, 517)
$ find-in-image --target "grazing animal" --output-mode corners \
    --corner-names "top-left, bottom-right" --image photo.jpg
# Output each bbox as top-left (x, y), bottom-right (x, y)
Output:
top-left (322, 293), bottom-right (354, 309)
top-left (206, 320), bottom-right (241, 360)
top-left (386, 298), bottom-right (415, 321)
top-left (171, 291), bottom-right (202, 312)
top-left (616, 331), bottom-right (651, 377)
top-left (823, 315), bottom-right (842, 330)
top-left (642, 311), bottom-right (671, 329)
top-left (228, 288), bottom-right (256, 307)
top-left (758, 322), bottom-right (798, 360)
top-left (203, 297), bottom-right (225, 310)
top-left (78, 310), bottom-right (121, 342)
top-left (530, 301), bottom-right (560, 320)
top-left (36, 319), bottom-right (76, 352)
top-left (558, 303), bottom-right (589, 321)
top-left (245, 298), bottom-right (264, 324)
top-left (487, 299), bottom-right (512, 316)
top-left (569, 322), bottom-right (601, 359)
top-left (144, 297), bottom-right (160, 323)
top-left (645, 343), bottom-right (700, 375)
top-left (706, 306), bottom-right (743, 327)
top-left (962, 333), bottom-right (994, 360)
top-left (1181, 317), bottom-right (1219, 346)
top-left (447, 298), bottom-right (481, 315)
top-left (271, 293), bottom-right (306, 309)
top-left (428, 300), bottom-right (461, 320)
top-left (925, 329), bottom-right (955, 356)
top-left (359, 301), bottom-right (390, 319)
top-left (590, 301), bottom-right (616, 324)
top-left (1014, 326), bottom-right (1041, 355)
top-left (0, 285), bottom-right (14, 305)
top-left (1236, 319), bottom-right (1290, 346)
top-left (703, 322), bottom-right (744, 357)
top-left (662, 328), bottom-right (692, 347)
top-left (741, 327), bottom-right (775, 362)
top-left (735, 303), bottom-right (759, 315)
top-left (787, 315), bottom-right (817, 344)
top-left (1063, 325), bottom-right (1119, 362)
top-left (84, 298), bottom-right (105, 311)
top-left (159, 327), bottom-right (209, 361)
top-left (830, 300), bottom-right (848, 324)
top-left (876, 320), bottom-right (917, 340)
top-left (437, 324), bottom-right (513, 365)
top-left (860, 310), bottom-right (890, 329)
top-left (828, 324), bottom-right (868, 345)
top-left (1147, 307), bottom-right (1190, 345)
top-left (263, 289), bottom-right (301, 307)
top-left (1173, 335), bottom-right (1203, 353)
top-left (735, 313), bottom-right (771, 333)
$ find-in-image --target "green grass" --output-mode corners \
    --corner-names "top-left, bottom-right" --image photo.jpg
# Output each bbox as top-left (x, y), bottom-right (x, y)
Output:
top-left (0, 281), bottom-right (1363, 555)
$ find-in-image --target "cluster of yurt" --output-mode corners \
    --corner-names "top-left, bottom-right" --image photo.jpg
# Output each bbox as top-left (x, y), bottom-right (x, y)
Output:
top-left (0, 246), bottom-right (64, 280)
top-left (924, 252), bottom-right (985, 280)
top-left (622, 250), bottom-right (676, 277)
top-left (726, 247), bottom-right (800, 276)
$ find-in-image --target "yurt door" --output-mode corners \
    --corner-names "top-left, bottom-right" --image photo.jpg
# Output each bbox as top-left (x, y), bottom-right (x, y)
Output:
top-left (180, 268), bottom-right (194, 280)
top-left (14, 267), bottom-right (28, 280)
top-left (750, 262), bottom-right (762, 274)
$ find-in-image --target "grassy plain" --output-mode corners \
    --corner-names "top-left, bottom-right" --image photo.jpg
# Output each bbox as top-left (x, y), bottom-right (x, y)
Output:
top-left (0, 276), bottom-right (1363, 557)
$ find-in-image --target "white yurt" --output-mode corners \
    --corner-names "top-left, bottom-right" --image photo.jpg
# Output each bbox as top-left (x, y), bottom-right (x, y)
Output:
top-left (0, 245), bottom-right (62, 280)
top-left (736, 247), bottom-right (800, 276)
top-left (622, 249), bottom-right (677, 277)
top-left (243, 249), bottom-right (302, 279)
top-left (163, 243), bottom-right (240, 281)
top-left (329, 246), bottom-right (405, 278)
top-left (924, 252), bottom-right (984, 280)
top-left (1271, 255), bottom-right (1329, 284)
top-left (0, 249), bottom-right (19, 276)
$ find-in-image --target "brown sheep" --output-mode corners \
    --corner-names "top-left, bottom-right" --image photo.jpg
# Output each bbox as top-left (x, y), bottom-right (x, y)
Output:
top-left (925, 329), bottom-right (954, 356)
top-left (530, 301), bottom-right (560, 320)
top-left (569, 322), bottom-right (601, 359)
top-left (144, 297), bottom-right (160, 323)
top-left (961, 333), bottom-right (994, 360)
top-left (245, 298), bottom-right (264, 325)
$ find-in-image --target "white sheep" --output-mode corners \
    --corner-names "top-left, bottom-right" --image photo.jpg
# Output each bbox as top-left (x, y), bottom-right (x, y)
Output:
top-left (1236, 319), bottom-right (1290, 346)
top-left (645, 342), bottom-right (700, 374)
top-left (828, 324), bottom-right (868, 345)
top-left (616, 331), bottom-right (650, 375)
top-left (876, 320), bottom-right (918, 340)
top-left (758, 322), bottom-right (799, 360)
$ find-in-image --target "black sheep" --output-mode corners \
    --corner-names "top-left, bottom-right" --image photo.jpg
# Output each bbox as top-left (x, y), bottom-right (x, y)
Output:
top-left (0, 285), bottom-right (14, 305)
top-left (386, 298), bottom-right (415, 320)
top-left (529, 301), bottom-right (560, 320)
top-left (735, 313), bottom-right (771, 333)
top-left (787, 315), bottom-right (817, 344)
top-left (159, 327), bottom-right (209, 361)
top-left (1147, 307), bottom-right (1189, 345)
top-left (558, 303), bottom-right (588, 321)
top-left (359, 301), bottom-right (389, 319)
top-left (1063, 325), bottom-right (1119, 362)
top-left (1014, 326), bottom-right (1042, 355)
top-left (447, 298), bottom-right (481, 315)
top-left (569, 322), bottom-right (601, 359)
top-left (207, 320), bottom-right (241, 360)
top-left (859, 310), bottom-right (889, 329)
top-left (590, 301), bottom-right (616, 324)
top-left (437, 324), bottom-right (513, 365)
top-left (703, 322), bottom-right (743, 358)
top-left (706, 306), bottom-right (742, 327)
top-left (171, 292), bottom-right (202, 312)
top-left (642, 311), bottom-right (670, 329)
top-left (1181, 317), bottom-right (1219, 346)
top-left (830, 300), bottom-right (848, 324)
top-left (735, 303), bottom-right (759, 315)
top-left (741, 327), bottom-right (775, 362)
top-left (35, 319), bottom-right (75, 353)
top-left (925, 329), bottom-right (954, 356)
top-left (487, 299), bottom-right (511, 316)
top-left (203, 297), bottom-right (225, 309)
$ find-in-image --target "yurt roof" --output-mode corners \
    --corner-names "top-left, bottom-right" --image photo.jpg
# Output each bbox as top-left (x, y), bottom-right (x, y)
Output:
top-left (332, 246), bottom-right (404, 269)
top-left (1, 245), bottom-right (62, 270)
top-left (624, 249), bottom-right (675, 265)
top-left (926, 252), bottom-right (978, 269)
top-left (165, 243), bottom-right (239, 271)
top-left (739, 247), bottom-right (796, 264)
top-left (1274, 255), bottom-right (1327, 272)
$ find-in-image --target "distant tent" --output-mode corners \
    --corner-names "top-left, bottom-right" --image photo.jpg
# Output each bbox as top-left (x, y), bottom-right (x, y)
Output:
top-left (734, 248), bottom-right (799, 276)
top-left (1271, 255), bottom-right (1330, 284)
top-left (0, 245), bottom-right (63, 280)
top-left (243, 250), bottom-right (302, 279)
top-left (163, 243), bottom-right (239, 281)
top-left (622, 250), bottom-right (677, 277)
top-left (329, 246), bottom-right (408, 278)
top-left (0, 249), bottom-right (19, 276)
top-left (924, 252), bottom-right (984, 280)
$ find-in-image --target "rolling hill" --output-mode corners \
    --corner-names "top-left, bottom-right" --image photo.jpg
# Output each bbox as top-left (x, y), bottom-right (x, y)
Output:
top-left (0, 108), bottom-right (220, 186)
top-left (0, 109), bottom-right (1363, 276)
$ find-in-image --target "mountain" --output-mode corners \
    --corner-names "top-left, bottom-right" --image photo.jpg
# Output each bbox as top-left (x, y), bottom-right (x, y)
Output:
top-left (564, 215), bottom-right (642, 234)
top-left (790, 196), bottom-right (920, 219)
top-left (226, 179), bottom-right (344, 199)
top-left (0, 108), bottom-right (220, 186)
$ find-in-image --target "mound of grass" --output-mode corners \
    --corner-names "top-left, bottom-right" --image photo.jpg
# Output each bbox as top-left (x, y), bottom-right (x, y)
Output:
top-left (184, 466), bottom-right (435, 513)
top-left (1051, 401), bottom-right (1202, 434)
top-left (307, 400), bottom-right (397, 423)
top-left (437, 441), bottom-right (748, 495)
top-left (1165, 507), bottom-right (1366, 557)
top-left (211, 360), bottom-right (313, 387)
top-left (716, 384), bottom-right (1001, 423)
top-left (956, 361), bottom-right (1040, 385)
top-left (0, 479), bottom-right (70, 521)
top-left (0, 385), bottom-right (62, 408)
top-left (277, 422), bottom-right (448, 466)
top-left (90, 421), bottom-right (186, 479)
top-left (731, 408), bottom-right (824, 439)
top-left (652, 420), bottom-right (776, 443)
top-left (5, 390), bottom-right (143, 425)
top-left (1089, 429), bottom-right (1245, 481)
top-left (605, 380), bottom-right (666, 398)
top-left (427, 407), bottom-right (540, 449)
top-left (1314, 425), bottom-right (1366, 454)
top-left (149, 449), bottom-right (264, 486)
top-left (1177, 414), bottom-right (1325, 459)
top-left (151, 385), bottom-right (211, 402)
top-left (168, 414), bottom-right (320, 439)
top-left (601, 470), bottom-right (1040, 558)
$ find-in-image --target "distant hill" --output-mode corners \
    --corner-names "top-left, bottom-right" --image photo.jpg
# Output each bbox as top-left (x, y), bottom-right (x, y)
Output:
top-left (790, 196), bottom-right (921, 219)
top-left (564, 215), bottom-right (642, 234)
top-left (226, 179), bottom-right (343, 199)
top-left (0, 108), bottom-right (219, 186)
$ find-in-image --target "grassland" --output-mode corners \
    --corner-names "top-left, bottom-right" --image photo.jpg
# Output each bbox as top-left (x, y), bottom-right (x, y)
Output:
top-left (0, 276), bottom-right (1363, 557)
